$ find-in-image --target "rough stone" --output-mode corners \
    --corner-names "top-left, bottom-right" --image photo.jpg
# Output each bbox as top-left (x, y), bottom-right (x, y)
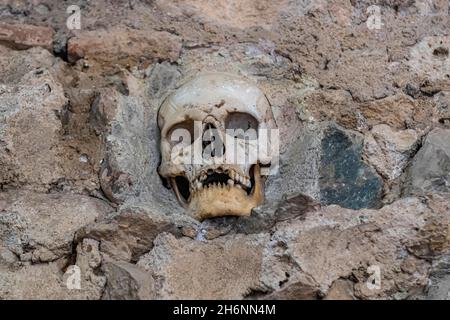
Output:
top-left (0, 49), bottom-right (67, 190)
top-left (102, 258), bottom-right (155, 300)
top-left (137, 233), bottom-right (269, 299)
top-left (268, 194), bottom-right (449, 299)
top-left (0, 46), bottom-right (101, 193)
top-left (154, 0), bottom-right (283, 30)
top-left (1, 0), bottom-right (450, 300)
top-left (266, 123), bottom-right (322, 203)
top-left (88, 74), bottom-right (185, 218)
top-left (0, 191), bottom-right (112, 262)
top-left (67, 238), bottom-right (106, 299)
top-left (127, 194), bottom-right (450, 300)
top-left (67, 26), bottom-right (182, 68)
top-left (324, 279), bottom-right (356, 300)
top-left (145, 62), bottom-right (182, 99)
top-left (0, 246), bottom-right (17, 266)
top-left (1, 265), bottom-right (102, 300)
top-left (434, 91), bottom-right (450, 128)
top-left (0, 238), bottom-right (105, 299)
top-left (360, 94), bottom-right (417, 130)
top-left (300, 89), bottom-right (359, 130)
top-left (319, 124), bottom-right (383, 209)
top-left (364, 124), bottom-right (420, 180)
top-left (1, 263), bottom-right (76, 299)
top-left (91, 84), bottom-right (163, 206)
top-left (408, 36), bottom-right (450, 82)
top-left (422, 254), bottom-right (450, 300)
top-left (76, 206), bottom-right (196, 262)
top-left (404, 128), bottom-right (450, 195)
top-left (0, 22), bottom-right (54, 51)
top-left (234, 193), bottom-right (321, 235)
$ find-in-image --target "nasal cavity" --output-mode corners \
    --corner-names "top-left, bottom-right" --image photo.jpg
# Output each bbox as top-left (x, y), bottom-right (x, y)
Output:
top-left (202, 123), bottom-right (225, 157)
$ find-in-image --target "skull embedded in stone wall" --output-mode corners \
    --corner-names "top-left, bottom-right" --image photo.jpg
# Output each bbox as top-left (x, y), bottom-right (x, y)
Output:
top-left (157, 72), bottom-right (278, 221)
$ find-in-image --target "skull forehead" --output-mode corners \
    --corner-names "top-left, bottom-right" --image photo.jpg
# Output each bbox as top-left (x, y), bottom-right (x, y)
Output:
top-left (158, 72), bottom-right (271, 131)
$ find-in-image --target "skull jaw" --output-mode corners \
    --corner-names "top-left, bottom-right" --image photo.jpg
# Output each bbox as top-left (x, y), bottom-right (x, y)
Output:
top-left (167, 163), bottom-right (265, 221)
top-left (187, 185), bottom-right (263, 221)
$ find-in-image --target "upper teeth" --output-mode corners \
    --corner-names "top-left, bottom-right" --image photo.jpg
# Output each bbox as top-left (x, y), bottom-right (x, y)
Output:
top-left (191, 168), bottom-right (251, 193)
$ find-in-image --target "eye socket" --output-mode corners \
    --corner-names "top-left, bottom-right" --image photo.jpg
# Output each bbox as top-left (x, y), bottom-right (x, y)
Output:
top-left (225, 112), bottom-right (259, 140)
top-left (167, 119), bottom-right (195, 146)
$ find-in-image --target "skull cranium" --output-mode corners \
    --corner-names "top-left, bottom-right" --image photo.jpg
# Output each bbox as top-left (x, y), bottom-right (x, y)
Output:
top-left (157, 72), bottom-right (277, 220)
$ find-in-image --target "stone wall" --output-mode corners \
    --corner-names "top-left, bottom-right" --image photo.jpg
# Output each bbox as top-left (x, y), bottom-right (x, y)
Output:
top-left (0, 0), bottom-right (449, 299)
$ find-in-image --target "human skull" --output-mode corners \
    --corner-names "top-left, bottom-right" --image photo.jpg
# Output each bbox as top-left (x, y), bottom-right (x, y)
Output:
top-left (158, 72), bottom-right (277, 221)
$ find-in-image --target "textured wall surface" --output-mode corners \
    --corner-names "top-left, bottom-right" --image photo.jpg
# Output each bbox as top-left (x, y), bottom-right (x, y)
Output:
top-left (0, 0), bottom-right (449, 299)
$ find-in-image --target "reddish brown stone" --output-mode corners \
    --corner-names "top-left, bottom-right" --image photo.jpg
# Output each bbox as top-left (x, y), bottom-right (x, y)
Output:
top-left (67, 27), bottom-right (182, 67)
top-left (0, 22), bottom-right (54, 51)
